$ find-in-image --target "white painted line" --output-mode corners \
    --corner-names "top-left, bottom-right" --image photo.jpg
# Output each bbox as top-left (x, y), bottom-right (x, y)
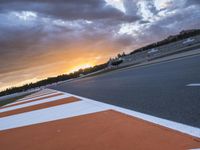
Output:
top-left (56, 90), bottom-right (200, 138)
top-left (0, 101), bottom-right (108, 131)
top-left (0, 94), bottom-right (71, 113)
top-left (3, 92), bottom-right (61, 107)
top-left (2, 89), bottom-right (58, 107)
top-left (187, 83), bottom-right (200, 87)
top-left (19, 89), bottom-right (57, 101)
top-left (20, 92), bottom-right (55, 100)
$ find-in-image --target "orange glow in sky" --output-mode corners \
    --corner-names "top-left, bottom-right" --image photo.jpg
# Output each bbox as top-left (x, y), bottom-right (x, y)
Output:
top-left (68, 63), bottom-right (93, 73)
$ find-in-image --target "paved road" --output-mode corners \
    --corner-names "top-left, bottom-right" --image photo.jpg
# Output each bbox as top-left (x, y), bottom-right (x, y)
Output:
top-left (51, 54), bottom-right (200, 128)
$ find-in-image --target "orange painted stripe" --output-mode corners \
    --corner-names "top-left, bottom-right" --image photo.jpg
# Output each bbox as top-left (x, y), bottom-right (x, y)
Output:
top-left (0, 110), bottom-right (199, 150)
top-left (1, 93), bottom-right (64, 109)
top-left (0, 97), bottom-right (80, 118)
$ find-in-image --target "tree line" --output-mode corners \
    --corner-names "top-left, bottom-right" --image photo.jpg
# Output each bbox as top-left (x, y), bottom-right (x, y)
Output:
top-left (0, 63), bottom-right (108, 96)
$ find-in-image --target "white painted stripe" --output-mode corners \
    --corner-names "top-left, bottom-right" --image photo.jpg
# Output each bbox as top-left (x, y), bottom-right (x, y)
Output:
top-left (20, 92), bottom-right (55, 100)
top-left (25, 89), bottom-right (56, 96)
top-left (0, 94), bottom-right (71, 113)
top-left (19, 89), bottom-right (57, 101)
top-left (0, 101), bottom-right (108, 131)
top-left (1, 90), bottom-right (53, 107)
top-left (4, 92), bottom-right (61, 107)
top-left (60, 91), bottom-right (200, 138)
top-left (187, 83), bottom-right (200, 87)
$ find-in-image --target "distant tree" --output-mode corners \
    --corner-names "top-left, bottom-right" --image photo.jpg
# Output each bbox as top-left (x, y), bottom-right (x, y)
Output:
top-left (117, 53), bottom-right (122, 58)
top-left (111, 60), bottom-right (123, 66)
top-left (122, 52), bottom-right (126, 57)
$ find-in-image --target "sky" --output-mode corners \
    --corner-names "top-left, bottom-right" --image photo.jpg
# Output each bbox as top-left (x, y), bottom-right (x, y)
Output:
top-left (0, 0), bottom-right (200, 91)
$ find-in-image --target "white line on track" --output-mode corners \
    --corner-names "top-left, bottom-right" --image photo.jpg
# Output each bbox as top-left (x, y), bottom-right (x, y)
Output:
top-left (2, 89), bottom-right (58, 107)
top-left (186, 83), bottom-right (200, 87)
top-left (3, 92), bottom-right (61, 107)
top-left (0, 94), bottom-right (71, 113)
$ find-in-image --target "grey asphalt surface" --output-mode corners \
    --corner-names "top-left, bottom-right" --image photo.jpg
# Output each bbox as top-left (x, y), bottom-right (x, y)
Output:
top-left (51, 54), bottom-right (200, 128)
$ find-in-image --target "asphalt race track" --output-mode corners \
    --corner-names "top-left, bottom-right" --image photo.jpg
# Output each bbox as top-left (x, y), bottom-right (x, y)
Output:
top-left (51, 54), bottom-right (200, 128)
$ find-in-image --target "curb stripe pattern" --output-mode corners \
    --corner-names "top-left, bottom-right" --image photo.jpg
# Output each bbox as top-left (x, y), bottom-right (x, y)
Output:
top-left (0, 88), bottom-right (200, 150)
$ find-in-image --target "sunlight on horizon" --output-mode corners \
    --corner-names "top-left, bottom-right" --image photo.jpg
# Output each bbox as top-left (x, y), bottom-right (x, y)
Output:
top-left (67, 63), bottom-right (94, 74)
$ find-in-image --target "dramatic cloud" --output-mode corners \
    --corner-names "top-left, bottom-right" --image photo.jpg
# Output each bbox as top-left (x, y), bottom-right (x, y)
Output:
top-left (0, 0), bottom-right (200, 91)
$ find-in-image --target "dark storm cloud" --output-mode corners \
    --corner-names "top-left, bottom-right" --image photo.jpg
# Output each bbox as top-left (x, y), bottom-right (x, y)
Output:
top-left (185, 0), bottom-right (200, 6)
top-left (0, 0), bottom-right (140, 73)
top-left (0, 0), bottom-right (139, 21)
